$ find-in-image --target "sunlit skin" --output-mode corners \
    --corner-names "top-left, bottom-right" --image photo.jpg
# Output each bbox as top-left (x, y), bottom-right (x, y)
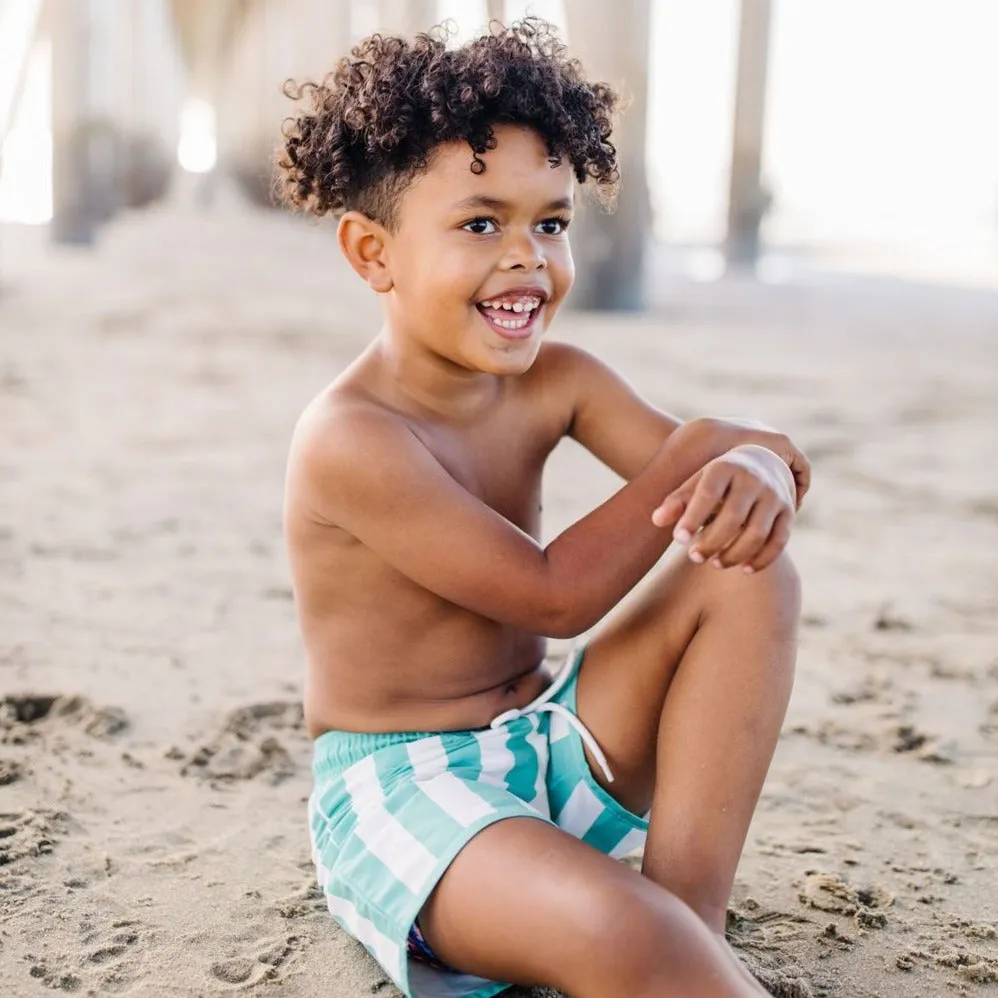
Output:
top-left (285, 124), bottom-right (808, 997)
top-left (346, 125), bottom-right (576, 399)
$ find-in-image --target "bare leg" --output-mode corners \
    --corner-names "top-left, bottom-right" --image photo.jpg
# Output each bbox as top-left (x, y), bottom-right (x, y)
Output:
top-left (418, 816), bottom-right (768, 998)
top-left (573, 551), bottom-right (800, 932)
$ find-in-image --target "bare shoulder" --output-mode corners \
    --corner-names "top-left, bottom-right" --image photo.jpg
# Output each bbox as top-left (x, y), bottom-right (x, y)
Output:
top-left (519, 340), bottom-right (601, 413)
top-left (521, 341), bottom-right (629, 426)
top-left (286, 382), bottom-right (415, 528)
top-left (527, 340), bottom-right (607, 379)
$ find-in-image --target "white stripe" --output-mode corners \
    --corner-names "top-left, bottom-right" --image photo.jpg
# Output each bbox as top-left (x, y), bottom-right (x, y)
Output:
top-left (475, 727), bottom-right (516, 791)
top-left (343, 756), bottom-right (386, 808)
top-left (405, 736), bottom-right (449, 781)
top-left (418, 772), bottom-right (496, 826)
top-left (548, 709), bottom-right (571, 744)
top-left (325, 893), bottom-right (403, 984)
top-left (556, 780), bottom-right (604, 839)
top-left (609, 826), bottom-right (648, 859)
top-left (343, 756), bottom-right (438, 895)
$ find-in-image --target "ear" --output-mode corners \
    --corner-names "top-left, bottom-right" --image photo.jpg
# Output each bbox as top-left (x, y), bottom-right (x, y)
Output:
top-left (337, 211), bottom-right (394, 293)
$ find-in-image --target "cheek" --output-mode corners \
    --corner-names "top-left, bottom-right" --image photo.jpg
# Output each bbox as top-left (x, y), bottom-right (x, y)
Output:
top-left (552, 244), bottom-right (575, 296)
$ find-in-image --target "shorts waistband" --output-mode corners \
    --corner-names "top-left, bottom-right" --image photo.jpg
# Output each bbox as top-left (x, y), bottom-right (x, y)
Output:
top-left (311, 727), bottom-right (437, 780)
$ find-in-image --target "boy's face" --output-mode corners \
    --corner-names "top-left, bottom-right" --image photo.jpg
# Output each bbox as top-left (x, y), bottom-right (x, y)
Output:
top-left (382, 125), bottom-right (575, 376)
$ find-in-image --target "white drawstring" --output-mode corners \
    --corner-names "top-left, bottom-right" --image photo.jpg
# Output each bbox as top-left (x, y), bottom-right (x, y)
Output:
top-left (490, 647), bottom-right (614, 784)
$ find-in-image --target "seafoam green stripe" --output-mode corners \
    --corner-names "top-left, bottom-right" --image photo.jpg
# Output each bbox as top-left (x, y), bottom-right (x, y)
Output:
top-left (442, 731), bottom-right (482, 781)
top-left (579, 804), bottom-right (634, 855)
top-left (501, 719), bottom-right (540, 803)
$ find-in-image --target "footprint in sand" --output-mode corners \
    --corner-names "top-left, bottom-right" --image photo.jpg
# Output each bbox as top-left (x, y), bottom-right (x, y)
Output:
top-left (209, 934), bottom-right (302, 988)
top-left (790, 718), bottom-right (957, 764)
top-left (725, 900), bottom-right (817, 998)
top-left (898, 944), bottom-right (998, 985)
top-left (796, 871), bottom-right (894, 930)
top-left (27, 962), bottom-right (83, 993)
top-left (83, 919), bottom-right (142, 967)
top-left (0, 809), bottom-right (67, 867)
top-left (0, 758), bottom-right (24, 785)
top-left (181, 702), bottom-right (305, 786)
top-left (0, 694), bottom-right (128, 745)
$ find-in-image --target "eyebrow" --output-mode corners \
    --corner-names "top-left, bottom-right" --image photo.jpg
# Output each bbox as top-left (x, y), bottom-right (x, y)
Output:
top-left (450, 195), bottom-right (574, 214)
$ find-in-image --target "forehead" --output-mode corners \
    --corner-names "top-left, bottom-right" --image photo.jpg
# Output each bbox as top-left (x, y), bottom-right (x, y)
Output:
top-left (404, 125), bottom-right (574, 214)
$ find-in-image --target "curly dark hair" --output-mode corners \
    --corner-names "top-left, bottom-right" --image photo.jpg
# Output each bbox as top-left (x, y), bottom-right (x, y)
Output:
top-left (275, 18), bottom-right (619, 230)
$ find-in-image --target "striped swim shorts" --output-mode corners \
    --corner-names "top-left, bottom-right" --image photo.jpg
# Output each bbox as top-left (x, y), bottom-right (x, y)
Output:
top-left (307, 646), bottom-right (649, 998)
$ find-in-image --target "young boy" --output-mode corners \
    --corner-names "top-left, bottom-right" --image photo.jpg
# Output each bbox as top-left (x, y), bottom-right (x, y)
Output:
top-left (281, 20), bottom-right (809, 998)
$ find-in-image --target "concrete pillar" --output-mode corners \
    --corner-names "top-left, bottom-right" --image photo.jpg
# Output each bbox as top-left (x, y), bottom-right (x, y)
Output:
top-left (564, 0), bottom-right (651, 310)
top-left (120, 0), bottom-right (180, 209)
top-left (50, 0), bottom-right (96, 242)
top-left (216, 0), bottom-right (353, 205)
top-left (725, 0), bottom-right (773, 267)
top-left (51, 0), bottom-right (175, 240)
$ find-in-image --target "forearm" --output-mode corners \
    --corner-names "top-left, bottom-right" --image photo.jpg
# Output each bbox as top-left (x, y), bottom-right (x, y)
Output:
top-left (540, 421), bottom-right (717, 636)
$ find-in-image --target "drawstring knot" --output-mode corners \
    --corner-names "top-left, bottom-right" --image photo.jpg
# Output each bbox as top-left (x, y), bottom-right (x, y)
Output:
top-left (490, 648), bottom-right (614, 784)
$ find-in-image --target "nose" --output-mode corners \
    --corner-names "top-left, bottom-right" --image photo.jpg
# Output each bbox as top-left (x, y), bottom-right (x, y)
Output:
top-left (501, 230), bottom-right (546, 271)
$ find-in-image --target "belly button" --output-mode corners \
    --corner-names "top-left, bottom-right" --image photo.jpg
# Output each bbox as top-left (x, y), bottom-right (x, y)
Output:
top-left (502, 680), bottom-right (518, 696)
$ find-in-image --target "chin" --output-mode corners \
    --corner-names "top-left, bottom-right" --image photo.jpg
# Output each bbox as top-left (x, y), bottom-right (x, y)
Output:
top-left (483, 342), bottom-right (542, 376)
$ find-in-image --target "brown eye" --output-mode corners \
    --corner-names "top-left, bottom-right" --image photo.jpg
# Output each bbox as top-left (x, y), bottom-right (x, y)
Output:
top-left (535, 218), bottom-right (569, 235)
top-left (463, 217), bottom-right (497, 234)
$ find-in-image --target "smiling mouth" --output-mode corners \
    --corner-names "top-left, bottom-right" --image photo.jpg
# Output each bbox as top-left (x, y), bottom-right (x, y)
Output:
top-left (475, 295), bottom-right (545, 339)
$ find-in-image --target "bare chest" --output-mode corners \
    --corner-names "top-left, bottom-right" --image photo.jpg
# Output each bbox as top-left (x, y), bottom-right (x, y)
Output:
top-left (412, 415), bottom-right (559, 530)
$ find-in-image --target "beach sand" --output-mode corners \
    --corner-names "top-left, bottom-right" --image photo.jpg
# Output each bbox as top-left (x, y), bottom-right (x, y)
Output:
top-left (1, 202), bottom-right (996, 996)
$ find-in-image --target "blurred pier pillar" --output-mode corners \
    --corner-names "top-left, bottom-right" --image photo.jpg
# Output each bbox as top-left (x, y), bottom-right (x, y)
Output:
top-left (725, 0), bottom-right (773, 268)
top-left (565, 0), bottom-right (651, 310)
top-left (218, 0), bottom-right (352, 204)
top-left (51, 0), bottom-right (96, 242)
top-left (377, 0), bottom-right (437, 36)
top-left (51, 0), bottom-right (176, 242)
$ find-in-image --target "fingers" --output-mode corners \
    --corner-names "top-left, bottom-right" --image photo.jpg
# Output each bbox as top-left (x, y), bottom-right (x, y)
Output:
top-left (651, 469), bottom-right (701, 529)
top-left (711, 501), bottom-right (778, 568)
top-left (685, 489), bottom-right (757, 564)
top-left (670, 467), bottom-right (731, 545)
top-left (650, 493), bottom-right (687, 529)
top-left (744, 509), bottom-right (793, 572)
top-left (789, 448), bottom-right (811, 508)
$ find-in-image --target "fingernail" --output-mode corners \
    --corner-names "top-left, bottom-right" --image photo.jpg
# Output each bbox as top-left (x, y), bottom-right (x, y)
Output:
top-left (689, 549), bottom-right (705, 564)
top-left (711, 558), bottom-right (723, 569)
top-left (743, 565), bottom-right (755, 574)
top-left (674, 528), bottom-right (691, 545)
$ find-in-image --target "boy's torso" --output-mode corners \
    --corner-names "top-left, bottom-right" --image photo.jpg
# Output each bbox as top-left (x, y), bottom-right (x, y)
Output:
top-left (286, 343), bottom-right (575, 739)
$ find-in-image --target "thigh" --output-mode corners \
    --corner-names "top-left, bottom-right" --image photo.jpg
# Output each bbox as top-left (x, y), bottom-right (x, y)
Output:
top-left (574, 549), bottom-right (707, 815)
top-left (417, 816), bottom-right (743, 998)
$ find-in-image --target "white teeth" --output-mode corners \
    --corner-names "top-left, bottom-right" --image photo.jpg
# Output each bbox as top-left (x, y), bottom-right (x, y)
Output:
top-left (478, 296), bottom-right (543, 311)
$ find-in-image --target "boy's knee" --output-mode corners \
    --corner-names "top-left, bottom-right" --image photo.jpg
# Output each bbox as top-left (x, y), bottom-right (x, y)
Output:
top-left (761, 549), bottom-right (802, 609)
top-left (705, 548), bottom-right (801, 624)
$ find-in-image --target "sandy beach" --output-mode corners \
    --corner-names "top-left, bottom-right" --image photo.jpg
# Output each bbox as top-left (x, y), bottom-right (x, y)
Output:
top-left (1, 201), bottom-right (996, 997)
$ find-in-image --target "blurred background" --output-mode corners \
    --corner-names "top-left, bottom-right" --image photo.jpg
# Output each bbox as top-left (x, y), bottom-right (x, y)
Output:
top-left (2, 0), bottom-right (997, 299)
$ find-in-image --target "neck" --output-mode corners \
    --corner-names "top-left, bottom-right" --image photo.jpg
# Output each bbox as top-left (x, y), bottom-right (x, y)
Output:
top-left (369, 323), bottom-right (500, 420)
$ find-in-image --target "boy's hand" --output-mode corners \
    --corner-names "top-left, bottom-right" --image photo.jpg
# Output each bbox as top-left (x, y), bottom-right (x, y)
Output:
top-left (670, 417), bottom-right (810, 510)
top-left (651, 444), bottom-right (796, 573)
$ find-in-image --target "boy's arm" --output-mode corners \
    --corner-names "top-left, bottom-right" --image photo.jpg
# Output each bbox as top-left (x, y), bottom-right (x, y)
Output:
top-left (543, 343), bottom-right (683, 481)
top-left (295, 406), bottom-right (727, 639)
top-left (546, 343), bottom-right (810, 504)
